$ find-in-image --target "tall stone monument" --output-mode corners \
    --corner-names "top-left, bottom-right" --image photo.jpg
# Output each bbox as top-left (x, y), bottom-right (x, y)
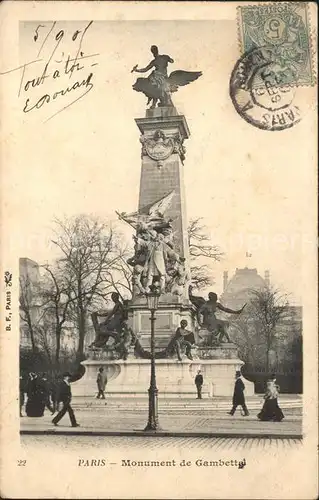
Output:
top-left (73, 47), bottom-right (254, 398)
top-left (128, 107), bottom-right (194, 352)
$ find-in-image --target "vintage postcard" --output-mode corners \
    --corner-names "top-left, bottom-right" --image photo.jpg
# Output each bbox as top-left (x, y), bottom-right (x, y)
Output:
top-left (0, 1), bottom-right (318, 498)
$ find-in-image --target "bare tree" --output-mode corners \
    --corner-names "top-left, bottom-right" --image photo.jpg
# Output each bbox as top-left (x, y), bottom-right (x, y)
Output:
top-left (248, 286), bottom-right (289, 373)
top-left (187, 217), bottom-right (224, 289)
top-left (36, 320), bottom-right (54, 367)
top-left (51, 215), bottom-right (121, 356)
top-left (231, 313), bottom-right (257, 366)
top-left (20, 276), bottom-right (38, 352)
top-left (103, 246), bottom-right (134, 300)
top-left (40, 263), bottom-right (78, 365)
top-left (188, 264), bottom-right (213, 289)
top-left (19, 275), bottom-right (47, 353)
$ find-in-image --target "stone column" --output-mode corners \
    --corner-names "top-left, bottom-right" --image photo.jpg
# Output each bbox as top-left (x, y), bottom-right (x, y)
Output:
top-left (128, 107), bottom-right (194, 349)
top-left (135, 106), bottom-right (190, 268)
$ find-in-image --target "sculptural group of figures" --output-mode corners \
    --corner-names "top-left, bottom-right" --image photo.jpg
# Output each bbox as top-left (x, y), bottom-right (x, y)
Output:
top-left (128, 224), bottom-right (188, 297)
top-left (88, 288), bottom-right (246, 359)
top-left (88, 293), bottom-right (133, 360)
top-left (117, 191), bottom-right (189, 297)
top-left (88, 292), bottom-right (193, 360)
top-left (189, 287), bottom-right (246, 346)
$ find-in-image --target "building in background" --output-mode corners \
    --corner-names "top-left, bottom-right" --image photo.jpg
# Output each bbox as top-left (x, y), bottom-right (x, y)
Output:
top-left (220, 266), bottom-right (302, 392)
top-left (19, 257), bottom-right (79, 354)
top-left (220, 267), bottom-right (268, 309)
top-left (20, 258), bottom-right (41, 284)
top-left (19, 258), bottom-right (42, 348)
top-left (220, 266), bottom-right (302, 333)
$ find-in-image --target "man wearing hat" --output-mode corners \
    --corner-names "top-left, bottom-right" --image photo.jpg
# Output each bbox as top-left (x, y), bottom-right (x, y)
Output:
top-left (195, 370), bottom-right (204, 399)
top-left (228, 370), bottom-right (249, 416)
top-left (52, 372), bottom-right (80, 427)
top-left (96, 367), bottom-right (108, 399)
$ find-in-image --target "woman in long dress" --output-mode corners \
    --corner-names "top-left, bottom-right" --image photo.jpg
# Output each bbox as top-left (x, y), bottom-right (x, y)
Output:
top-left (25, 373), bottom-right (46, 417)
top-left (257, 376), bottom-right (285, 422)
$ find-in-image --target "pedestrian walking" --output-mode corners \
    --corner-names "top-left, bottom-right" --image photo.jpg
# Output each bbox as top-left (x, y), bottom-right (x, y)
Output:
top-left (228, 370), bottom-right (249, 416)
top-left (52, 372), bottom-right (80, 427)
top-left (257, 374), bottom-right (284, 422)
top-left (195, 370), bottom-right (203, 399)
top-left (26, 372), bottom-right (46, 417)
top-left (96, 367), bottom-right (108, 399)
top-left (39, 373), bottom-right (55, 414)
top-left (50, 374), bottom-right (61, 414)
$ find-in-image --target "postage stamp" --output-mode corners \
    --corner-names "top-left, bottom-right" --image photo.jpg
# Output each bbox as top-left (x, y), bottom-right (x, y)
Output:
top-left (237, 2), bottom-right (315, 86)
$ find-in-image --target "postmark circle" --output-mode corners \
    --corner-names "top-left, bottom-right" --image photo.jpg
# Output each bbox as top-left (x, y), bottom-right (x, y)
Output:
top-left (230, 47), bottom-right (302, 131)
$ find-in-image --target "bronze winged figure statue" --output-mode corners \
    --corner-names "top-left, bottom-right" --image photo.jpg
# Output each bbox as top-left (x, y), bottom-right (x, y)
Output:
top-left (131, 45), bottom-right (202, 108)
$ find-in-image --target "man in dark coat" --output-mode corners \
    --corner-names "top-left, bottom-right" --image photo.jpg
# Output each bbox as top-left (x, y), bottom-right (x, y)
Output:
top-left (52, 372), bottom-right (80, 427)
top-left (195, 370), bottom-right (203, 399)
top-left (96, 367), bottom-right (108, 399)
top-left (26, 372), bottom-right (45, 417)
top-left (228, 371), bottom-right (249, 416)
top-left (50, 375), bottom-right (62, 414)
top-left (39, 373), bottom-right (54, 414)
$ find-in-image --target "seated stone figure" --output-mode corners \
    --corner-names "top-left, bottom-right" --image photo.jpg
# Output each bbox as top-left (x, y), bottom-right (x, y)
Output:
top-left (198, 292), bottom-right (246, 344)
top-left (89, 292), bottom-right (125, 348)
top-left (166, 320), bottom-right (195, 361)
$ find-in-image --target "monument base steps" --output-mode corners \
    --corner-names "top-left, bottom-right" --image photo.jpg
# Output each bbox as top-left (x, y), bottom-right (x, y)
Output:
top-left (72, 358), bottom-right (254, 398)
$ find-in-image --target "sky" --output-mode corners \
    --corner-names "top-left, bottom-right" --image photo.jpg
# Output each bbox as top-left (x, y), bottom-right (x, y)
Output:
top-left (2, 18), bottom-right (316, 303)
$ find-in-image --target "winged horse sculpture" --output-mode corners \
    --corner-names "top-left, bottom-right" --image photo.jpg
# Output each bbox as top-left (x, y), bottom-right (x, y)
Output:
top-left (131, 45), bottom-right (202, 108)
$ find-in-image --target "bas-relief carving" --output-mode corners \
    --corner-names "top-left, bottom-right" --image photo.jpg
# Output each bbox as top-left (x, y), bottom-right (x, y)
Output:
top-left (140, 129), bottom-right (186, 167)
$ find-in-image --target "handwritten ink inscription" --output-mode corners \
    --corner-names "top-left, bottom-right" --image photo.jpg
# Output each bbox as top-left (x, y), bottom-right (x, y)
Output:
top-left (1, 21), bottom-right (98, 122)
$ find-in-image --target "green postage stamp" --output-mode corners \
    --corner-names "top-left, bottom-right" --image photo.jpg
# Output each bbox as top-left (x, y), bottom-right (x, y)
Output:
top-left (237, 2), bottom-right (315, 86)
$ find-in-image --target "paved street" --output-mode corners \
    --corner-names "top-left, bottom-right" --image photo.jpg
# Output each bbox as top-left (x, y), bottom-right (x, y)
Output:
top-left (20, 405), bottom-right (302, 438)
top-left (71, 394), bottom-right (302, 411)
top-left (21, 434), bottom-right (302, 450)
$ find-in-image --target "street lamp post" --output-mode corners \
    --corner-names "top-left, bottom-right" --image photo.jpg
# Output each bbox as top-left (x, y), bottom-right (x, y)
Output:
top-left (144, 284), bottom-right (162, 431)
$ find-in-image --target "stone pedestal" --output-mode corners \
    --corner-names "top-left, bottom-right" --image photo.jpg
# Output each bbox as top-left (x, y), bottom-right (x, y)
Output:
top-left (128, 297), bottom-right (194, 350)
top-left (196, 343), bottom-right (239, 360)
top-left (72, 359), bottom-right (196, 398)
top-left (72, 350), bottom-right (254, 398)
